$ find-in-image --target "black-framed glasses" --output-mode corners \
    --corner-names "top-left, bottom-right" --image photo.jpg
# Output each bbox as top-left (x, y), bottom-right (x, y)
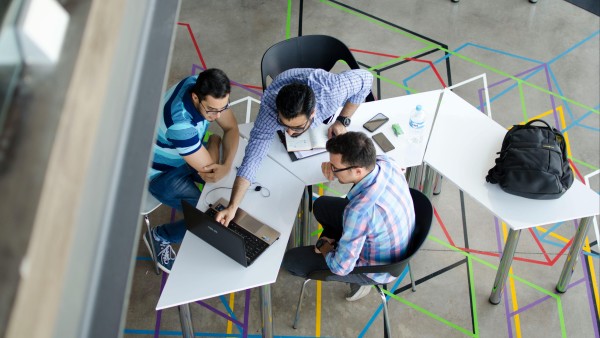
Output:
top-left (330, 163), bottom-right (358, 173)
top-left (200, 100), bottom-right (230, 116)
top-left (276, 115), bottom-right (313, 136)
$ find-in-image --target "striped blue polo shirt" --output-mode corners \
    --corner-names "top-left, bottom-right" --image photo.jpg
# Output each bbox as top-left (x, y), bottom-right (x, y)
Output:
top-left (148, 76), bottom-right (209, 180)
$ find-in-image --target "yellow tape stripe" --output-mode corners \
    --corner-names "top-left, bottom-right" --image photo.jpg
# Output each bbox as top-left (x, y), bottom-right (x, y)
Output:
top-left (535, 226), bottom-right (570, 243)
top-left (226, 293), bottom-right (235, 333)
top-left (315, 185), bottom-right (324, 337)
top-left (585, 237), bottom-right (600, 318)
top-left (316, 281), bottom-right (322, 336)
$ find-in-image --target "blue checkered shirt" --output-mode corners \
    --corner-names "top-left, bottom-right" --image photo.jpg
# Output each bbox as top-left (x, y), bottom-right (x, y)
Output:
top-left (237, 68), bottom-right (373, 182)
top-left (325, 156), bottom-right (416, 284)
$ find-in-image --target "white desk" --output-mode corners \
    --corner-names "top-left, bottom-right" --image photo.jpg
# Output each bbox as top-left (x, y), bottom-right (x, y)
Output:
top-left (424, 90), bottom-right (600, 304)
top-left (239, 89), bottom-right (444, 247)
top-left (156, 137), bottom-right (305, 337)
top-left (238, 89), bottom-right (443, 186)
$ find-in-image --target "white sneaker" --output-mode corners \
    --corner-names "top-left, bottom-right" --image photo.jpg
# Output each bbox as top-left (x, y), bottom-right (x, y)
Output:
top-left (143, 229), bottom-right (176, 273)
top-left (346, 284), bottom-right (372, 301)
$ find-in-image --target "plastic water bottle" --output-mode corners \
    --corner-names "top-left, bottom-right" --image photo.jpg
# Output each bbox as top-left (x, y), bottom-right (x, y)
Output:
top-left (408, 105), bottom-right (426, 144)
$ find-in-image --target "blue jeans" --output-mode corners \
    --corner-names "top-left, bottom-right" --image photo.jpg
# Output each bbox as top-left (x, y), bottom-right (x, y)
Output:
top-left (148, 164), bottom-right (203, 244)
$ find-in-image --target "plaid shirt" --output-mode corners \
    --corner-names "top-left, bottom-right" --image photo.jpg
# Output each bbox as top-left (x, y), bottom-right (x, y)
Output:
top-left (237, 68), bottom-right (373, 183)
top-left (325, 156), bottom-right (416, 284)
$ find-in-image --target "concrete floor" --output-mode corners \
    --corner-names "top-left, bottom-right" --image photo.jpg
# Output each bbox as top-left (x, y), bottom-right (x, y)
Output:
top-left (124, 1), bottom-right (599, 337)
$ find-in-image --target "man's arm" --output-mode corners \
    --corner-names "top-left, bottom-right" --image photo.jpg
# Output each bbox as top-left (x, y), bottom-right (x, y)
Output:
top-left (215, 95), bottom-right (279, 225)
top-left (328, 101), bottom-right (360, 138)
top-left (327, 70), bottom-right (373, 138)
top-left (324, 210), bottom-right (368, 276)
top-left (182, 142), bottom-right (217, 173)
top-left (215, 175), bottom-right (250, 226)
top-left (199, 109), bottom-right (239, 182)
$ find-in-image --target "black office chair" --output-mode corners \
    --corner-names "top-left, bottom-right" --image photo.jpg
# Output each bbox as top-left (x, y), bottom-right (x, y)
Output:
top-left (260, 34), bottom-right (375, 102)
top-left (292, 188), bottom-right (433, 338)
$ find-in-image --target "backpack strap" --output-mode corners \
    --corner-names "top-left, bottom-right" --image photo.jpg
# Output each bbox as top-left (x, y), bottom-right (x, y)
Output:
top-left (486, 159), bottom-right (503, 184)
top-left (525, 119), bottom-right (552, 129)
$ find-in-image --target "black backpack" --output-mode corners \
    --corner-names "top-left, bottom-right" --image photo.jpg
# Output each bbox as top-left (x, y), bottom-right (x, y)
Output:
top-left (485, 119), bottom-right (574, 200)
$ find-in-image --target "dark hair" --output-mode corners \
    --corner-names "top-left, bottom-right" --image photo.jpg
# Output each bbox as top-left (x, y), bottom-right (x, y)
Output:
top-left (191, 68), bottom-right (231, 100)
top-left (275, 83), bottom-right (315, 119)
top-left (326, 131), bottom-right (376, 169)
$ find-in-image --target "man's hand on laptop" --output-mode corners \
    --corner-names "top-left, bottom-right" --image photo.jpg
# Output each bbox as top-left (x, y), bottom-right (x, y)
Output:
top-left (198, 163), bottom-right (230, 183)
top-left (215, 206), bottom-right (237, 227)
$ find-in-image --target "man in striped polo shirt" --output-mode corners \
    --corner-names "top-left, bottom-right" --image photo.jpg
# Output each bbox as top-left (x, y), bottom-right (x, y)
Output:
top-left (282, 132), bottom-right (415, 301)
top-left (145, 68), bottom-right (239, 273)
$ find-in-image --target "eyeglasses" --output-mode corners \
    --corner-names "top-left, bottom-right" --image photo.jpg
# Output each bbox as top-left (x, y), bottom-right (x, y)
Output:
top-left (330, 163), bottom-right (358, 173)
top-left (276, 115), bottom-right (313, 136)
top-left (200, 101), bottom-right (230, 116)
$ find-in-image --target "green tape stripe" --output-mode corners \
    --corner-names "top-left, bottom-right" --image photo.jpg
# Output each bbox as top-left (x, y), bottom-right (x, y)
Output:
top-left (428, 235), bottom-right (559, 299)
top-left (310, 228), bottom-right (324, 237)
top-left (431, 235), bottom-right (568, 335)
top-left (286, 0), bottom-right (292, 39)
top-left (569, 157), bottom-right (599, 171)
top-left (319, 0), bottom-right (599, 114)
top-left (319, 0), bottom-right (439, 50)
top-left (203, 131), bottom-right (213, 143)
top-left (315, 183), bottom-right (344, 197)
top-left (382, 288), bottom-right (476, 337)
top-left (467, 257), bottom-right (479, 337)
top-left (518, 82), bottom-right (528, 122)
top-left (372, 73), bottom-right (417, 93)
top-left (556, 297), bottom-right (567, 337)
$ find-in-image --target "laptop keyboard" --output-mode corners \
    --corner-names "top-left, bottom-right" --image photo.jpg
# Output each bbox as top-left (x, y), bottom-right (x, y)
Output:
top-left (205, 207), bottom-right (269, 263)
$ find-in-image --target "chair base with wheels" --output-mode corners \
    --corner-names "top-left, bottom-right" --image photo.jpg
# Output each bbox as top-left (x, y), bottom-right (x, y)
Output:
top-left (292, 189), bottom-right (433, 337)
top-left (141, 192), bottom-right (162, 275)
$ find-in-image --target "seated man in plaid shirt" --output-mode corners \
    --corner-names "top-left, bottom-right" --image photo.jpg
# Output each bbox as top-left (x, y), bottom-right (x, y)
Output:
top-left (282, 131), bottom-right (415, 301)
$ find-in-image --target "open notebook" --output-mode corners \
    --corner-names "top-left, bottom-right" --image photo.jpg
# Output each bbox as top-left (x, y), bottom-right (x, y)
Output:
top-left (284, 124), bottom-right (329, 152)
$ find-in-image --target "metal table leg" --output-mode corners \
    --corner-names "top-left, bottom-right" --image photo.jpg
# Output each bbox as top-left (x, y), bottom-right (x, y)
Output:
top-left (302, 186), bottom-right (311, 245)
top-left (289, 186), bottom-right (310, 249)
top-left (260, 284), bottom-right (274, 338)
top-left (178, 303), bottom-right (194, 338)
top-left (406, 164), bottom-right (425, 190)
top-left (489, 228), bottom-right (521, 305)
top-left (433, 174), bottom-right (443, 195)
top-left (556, 216), bottom-right (593, 293)
top-left (421, 165), bottom-right (437, 199)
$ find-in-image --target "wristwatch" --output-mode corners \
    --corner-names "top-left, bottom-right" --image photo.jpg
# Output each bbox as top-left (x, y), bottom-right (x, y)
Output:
top-left (336, 115), bottom-right (351, 127)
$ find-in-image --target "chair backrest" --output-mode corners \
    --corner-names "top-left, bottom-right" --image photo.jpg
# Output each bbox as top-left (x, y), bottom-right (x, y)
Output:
top-left (405, 188), bottom-right (433, 262)
top-left (141, 192), bottom-right (162, 215)
top-left (260, 35), bottom-right (374, 101)
top-left (307, 188), bottom-right (433, 281)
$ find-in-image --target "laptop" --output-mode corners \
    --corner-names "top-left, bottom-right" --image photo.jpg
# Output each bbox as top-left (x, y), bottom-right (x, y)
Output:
top-left (181, 198), bottom-right (281, 267)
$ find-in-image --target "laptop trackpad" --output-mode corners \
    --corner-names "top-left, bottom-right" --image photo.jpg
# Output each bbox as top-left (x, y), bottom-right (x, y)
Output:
top-left (237, 215), bottom-right (262, 233)
top-left (213, 197), bottom-right (281, 245)
top-left (234, 213), bottom-right (280, 245)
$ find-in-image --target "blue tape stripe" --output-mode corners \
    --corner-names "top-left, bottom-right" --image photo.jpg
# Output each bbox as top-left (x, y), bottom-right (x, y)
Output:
top-left (547, 30), bottom-right (600, 64)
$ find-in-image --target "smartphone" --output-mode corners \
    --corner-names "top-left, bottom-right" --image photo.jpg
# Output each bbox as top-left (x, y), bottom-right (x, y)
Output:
top-left (372, 132), bottom-right (395, 153)
top-left (363, 113), bottom-right (390, 132)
